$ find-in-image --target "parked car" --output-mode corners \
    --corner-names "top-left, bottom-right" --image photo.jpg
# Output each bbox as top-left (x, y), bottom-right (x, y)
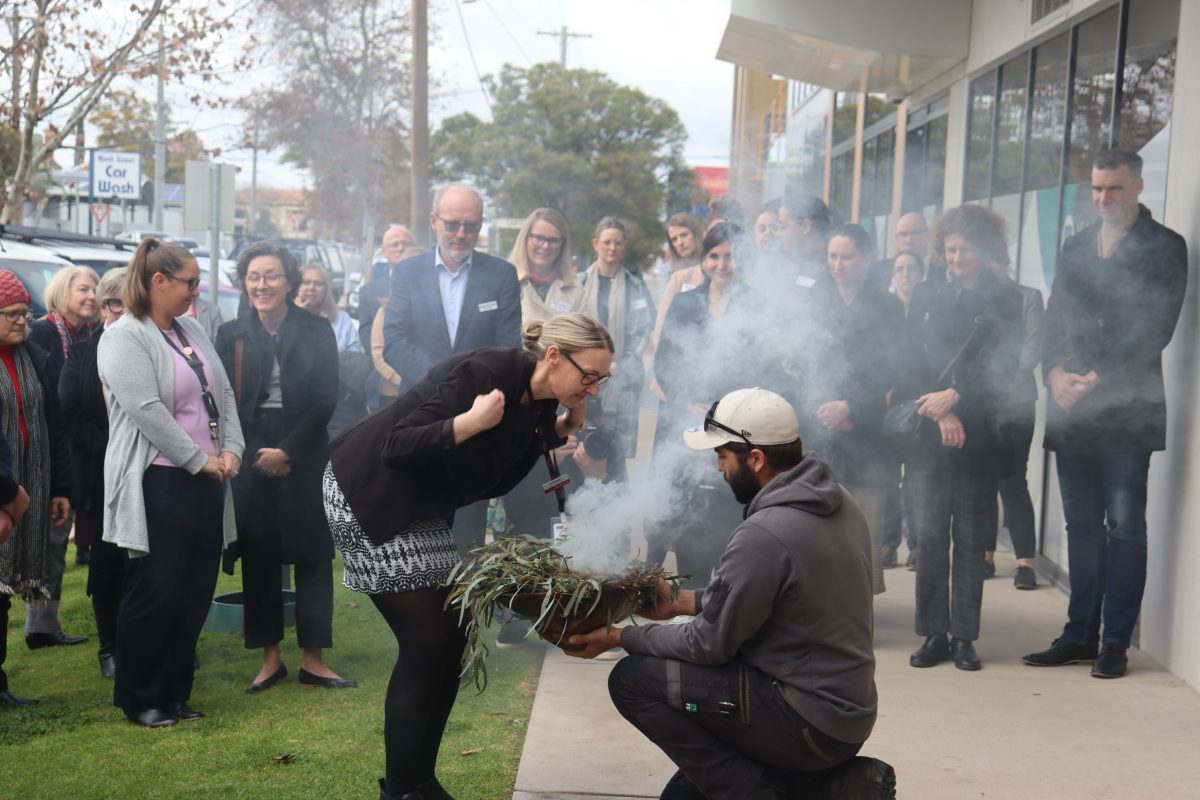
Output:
top-left (231, 236), bottom-right (346, 301)
top-left (0, 239), bottom-right (74, 317)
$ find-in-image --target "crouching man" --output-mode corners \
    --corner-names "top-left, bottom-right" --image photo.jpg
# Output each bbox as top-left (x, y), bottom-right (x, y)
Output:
top-left (568, 388), bottom-right (894, 799)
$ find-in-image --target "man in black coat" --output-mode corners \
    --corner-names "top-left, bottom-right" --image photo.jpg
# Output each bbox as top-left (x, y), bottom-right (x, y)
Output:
top-left (382, 183), bottom-right (522, 548)
top-left (1024, 148), bottom-right (1188, 679)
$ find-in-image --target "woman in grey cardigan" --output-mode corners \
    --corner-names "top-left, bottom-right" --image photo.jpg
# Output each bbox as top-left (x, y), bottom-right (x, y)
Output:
top-left (97, 239), bottom-right (244, 728)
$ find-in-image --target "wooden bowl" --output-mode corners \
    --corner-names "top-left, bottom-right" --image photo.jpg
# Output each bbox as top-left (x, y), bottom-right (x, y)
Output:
top-left (498, 584), bottom-right (649, 651)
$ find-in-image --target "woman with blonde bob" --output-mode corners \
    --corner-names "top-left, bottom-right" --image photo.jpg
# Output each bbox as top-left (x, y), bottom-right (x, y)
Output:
top-left (507, 207), bottom-right (578, 324)
top-left (324, 312), bottom-right (613, 800)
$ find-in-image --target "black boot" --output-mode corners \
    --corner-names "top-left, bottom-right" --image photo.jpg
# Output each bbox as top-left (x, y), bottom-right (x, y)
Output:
top-left (378, 778), bottom-right (431, 800)
top-left (93, 598), bottom-right (117, 679)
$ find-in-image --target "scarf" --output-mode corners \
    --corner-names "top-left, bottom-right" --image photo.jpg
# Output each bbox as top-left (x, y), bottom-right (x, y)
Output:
top-left (0, 345), bottom-right (52, 599)
top-left (47, 312), bottom-right (91, 358)
top-left (579, 262), bottom-right (628, 414)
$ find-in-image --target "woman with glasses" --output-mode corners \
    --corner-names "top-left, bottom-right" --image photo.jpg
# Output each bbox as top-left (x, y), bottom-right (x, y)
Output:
top-left (324, 313), bottom-right (612, 800)
top-left (575, 217), bottom-right (655, 459)
top-left (651, 222), bottom-right (753, 586)
top-left (508, 208), bottom-right (579, 324)
top-left (0, 270), bottom-right (72, 707)
top-left (97, 239), bottom-right (243, 726)
top-left (296, 263), bottom-right (370, 437)
top-left (216, 242), bottom-right (353, 695)
top-left (58, 268), bottom-right (129, 678)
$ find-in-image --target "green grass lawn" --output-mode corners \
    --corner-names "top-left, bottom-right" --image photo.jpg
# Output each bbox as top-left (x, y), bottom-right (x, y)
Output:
top-left (1, 546), bottom-right (544, 800)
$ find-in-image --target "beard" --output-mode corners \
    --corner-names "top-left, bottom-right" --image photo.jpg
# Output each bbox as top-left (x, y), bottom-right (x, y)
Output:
top-left (725, 462), bottom-right (762, 505)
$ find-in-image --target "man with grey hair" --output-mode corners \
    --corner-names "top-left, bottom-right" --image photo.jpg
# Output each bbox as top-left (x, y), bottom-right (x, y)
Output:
top-left (382, 184), bottom-right (521, 547)
top-left (356, 223), bottom-right (414, 351)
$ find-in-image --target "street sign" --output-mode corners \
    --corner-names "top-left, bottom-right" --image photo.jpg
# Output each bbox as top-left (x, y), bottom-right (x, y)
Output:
top-left (183, 160), bottom-right (236, 230)
top-left (90, 204), bottom-right (111, 225)
top-left (89, 150), bottom-right (142, 200)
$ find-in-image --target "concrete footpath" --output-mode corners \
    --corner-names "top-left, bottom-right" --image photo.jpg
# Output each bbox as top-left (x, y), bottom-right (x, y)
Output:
top-left (511, 552), bottom-right (1200, 800)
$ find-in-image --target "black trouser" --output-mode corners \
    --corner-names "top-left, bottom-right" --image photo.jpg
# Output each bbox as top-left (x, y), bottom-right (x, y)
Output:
top-left (242, 554), bottom-right (333, 650)
top-left (609, 655), bottom-right (862, 800)
top-left (992, 414), bottom-right (1038, 560)
top-left (113, 467), bottom-right (223, 714)
top-left (83, 507), bottom-right (126, 658)
top-left (0, 593), bottom-right (10, 692)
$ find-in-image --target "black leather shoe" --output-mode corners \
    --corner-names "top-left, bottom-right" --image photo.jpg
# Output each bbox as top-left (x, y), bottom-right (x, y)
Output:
top-left (982, 558), bottom-right (996, 579)
top-left (1013, 566), bottom-right (1038, 590)
top-left (26, 631), bottom-right (89, 649)
top-left (950, 637), bottom-right (982, 671)
top-left (909, 634), bottom-right (949, 668)
top-left (378, 778), bottom-right (434, 800)
top-left (1090, 644), bottom-right (1128, 679)
top-left (125, 708), bottom-right (178, 728)
top-left (245, 663), bottom-right (287, 694)
top-left (98, 653), bottom-right (116, 679)
top-left (779, 756), bottom-right (898, 799)
top-left (1023, 637), bottom-right (1098, 666)
top-left (0, 689), bottom-right (39, 706)
top-left (417, 778), bottom-right (455, 800)
top-left (298, 667), bottom-right (357, 689)
top-left (167, 701), bottom-right (205, 720)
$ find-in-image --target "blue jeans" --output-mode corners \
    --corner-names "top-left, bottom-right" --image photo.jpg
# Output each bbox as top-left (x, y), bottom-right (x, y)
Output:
top-left (1056, 452), bottom-right (1151, 649)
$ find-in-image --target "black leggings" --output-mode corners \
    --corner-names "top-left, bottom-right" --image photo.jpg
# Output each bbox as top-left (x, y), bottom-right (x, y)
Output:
top-left (370, 587), bottom-right (467, 795)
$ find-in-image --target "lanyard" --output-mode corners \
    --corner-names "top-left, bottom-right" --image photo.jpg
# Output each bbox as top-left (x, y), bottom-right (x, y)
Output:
top-left (525, 366), bottom-right (568, 514)
top-left (160, 322), bottom-right (221, 446)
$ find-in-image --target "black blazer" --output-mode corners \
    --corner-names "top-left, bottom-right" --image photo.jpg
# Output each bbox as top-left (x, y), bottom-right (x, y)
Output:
top-left (29, 319), bottom-right (95, 389)
top-left (216, 305), bottom-right (338, 562)
top-left (1042, 205), bottom-right (1188, 454)
top-left (58, 327), bottom-right (108, 512)
top-left (381, 250), bottom-right (522, 385)
top-left (329, 347), bottom-right (564, 545)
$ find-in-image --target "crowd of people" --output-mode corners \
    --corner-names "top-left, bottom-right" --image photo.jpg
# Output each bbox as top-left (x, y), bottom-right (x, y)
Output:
top-left (0, 146), bottom-right (1186, 800)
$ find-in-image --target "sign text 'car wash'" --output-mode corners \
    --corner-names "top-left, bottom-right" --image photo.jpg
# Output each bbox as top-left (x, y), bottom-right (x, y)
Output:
top-left (90, 150), bottom-right (142, 200)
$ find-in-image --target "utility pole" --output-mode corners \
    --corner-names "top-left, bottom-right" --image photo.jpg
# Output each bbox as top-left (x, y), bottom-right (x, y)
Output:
top-left (249, 116), bottom-right (258, 237)
top-left (153, 21), bottom-right (166, 231)
top-left (410, 0), bottom-right (430, 245)
top-left (537, 25), bottom-right (591, 67)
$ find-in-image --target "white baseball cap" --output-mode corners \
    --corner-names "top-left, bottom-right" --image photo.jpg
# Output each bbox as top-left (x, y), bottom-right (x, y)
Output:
top-left (682, 388), bottom-right (800, 450)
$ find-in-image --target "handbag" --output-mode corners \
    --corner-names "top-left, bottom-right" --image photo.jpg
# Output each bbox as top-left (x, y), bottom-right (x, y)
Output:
top-left (882, 319), bottom-right (981, 450)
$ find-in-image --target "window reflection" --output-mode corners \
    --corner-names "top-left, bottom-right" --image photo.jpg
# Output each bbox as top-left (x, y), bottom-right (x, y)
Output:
top-left (964, 71), bottom-right (997, 201)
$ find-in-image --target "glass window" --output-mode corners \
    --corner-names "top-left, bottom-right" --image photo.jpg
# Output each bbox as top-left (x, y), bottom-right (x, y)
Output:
top-left (964, 71), bottom-right (997, 201)
top-left (1018, 31), bottom-right (1069, 290)
top-left (830, 150), bottom-right (854, 222)
top-left (993, 53), bottom-right (1030, 267)
top-left (863, 93), bottom-right (892, 129)
top-left (903, 125), bottom-right (927, 215)
top-left (1062, 7), bottom-right (1120, 234)
top-left (784, 89), bottom-right (831, 200)
top-left (1119, 0), bottom-right (1179, 219)
top-left (924, 114), bottom-right (947, 217)
top-left (833, 92), bottom-right (859, 144)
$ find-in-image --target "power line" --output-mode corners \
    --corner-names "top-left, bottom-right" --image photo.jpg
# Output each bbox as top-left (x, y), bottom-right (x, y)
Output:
top-left (454, 0), bottom-right (493, 113)
top-left (536, 25), bottom-right (591, 67)
top-left (480, 0), bottom-right (532, 64)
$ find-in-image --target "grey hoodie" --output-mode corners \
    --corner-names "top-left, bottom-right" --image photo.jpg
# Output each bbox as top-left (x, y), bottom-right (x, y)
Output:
top-left (620, 453), bottom-right (878, 744)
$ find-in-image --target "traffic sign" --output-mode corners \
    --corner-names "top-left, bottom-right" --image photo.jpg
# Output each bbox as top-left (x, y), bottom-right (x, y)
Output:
top-left (89, 150), bottom-right (142, 200)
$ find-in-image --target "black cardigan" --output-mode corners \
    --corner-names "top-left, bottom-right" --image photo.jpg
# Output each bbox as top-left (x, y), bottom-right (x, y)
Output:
top-left (328, 347), bottom-right (564, 545)
top-left (216, 305), bottom-right (339, 563)
top-left (58, 328), bottom-right (108, 512)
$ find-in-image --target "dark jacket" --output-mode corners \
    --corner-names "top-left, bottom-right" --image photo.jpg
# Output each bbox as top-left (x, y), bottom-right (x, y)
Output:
top-left (58, 327), bottom-right (108, 512)
top-left (356, 268), bottom-right (391, 352)
top-left (801, 276), bottom-right (903, 487)
top-left (216, 305), bottom-right (338, 562)
top-left (3, 342), bottom-right (72, 499)
top-left (329, 347), bottom-right (564, 545)
top-left (1042, 205), bottom-right (1187, 453)
top-left (28, 318), bottom-right (94, 389)
top-left (620, 453), bottom-right (878, 745)
top-left (0, 430), bottom-right (16, 505)
top-left (382, 250), bottom-right (522, 385)
top-left (895, 271), bottom-right (1023, 472)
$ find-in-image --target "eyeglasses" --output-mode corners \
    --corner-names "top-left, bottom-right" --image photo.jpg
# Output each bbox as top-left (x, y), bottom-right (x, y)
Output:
top-left (244, 272), bottom-right (286, 287)
top-left (435, 215), bottom-right (482, 235)
top-left (0, 308), bottom-right (33, 322)
top-left (299, 278), bottom-right (326, 289)
top-left (164, 273), bottom-right (201, 292)
top-left (704, 400), bottom-right (752, 445)
top-left (561, 351), bottom-right (611, 386)
top-left (102, 298), bottom-right (125, 313)
top-left (529, 233), bottom-right (564, 248)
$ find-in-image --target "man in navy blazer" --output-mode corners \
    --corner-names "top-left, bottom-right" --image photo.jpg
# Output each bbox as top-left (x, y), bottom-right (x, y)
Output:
top-left (382, 184), bottom-right (522, 386)
top-left (382, 183), bottom-right (522, 549)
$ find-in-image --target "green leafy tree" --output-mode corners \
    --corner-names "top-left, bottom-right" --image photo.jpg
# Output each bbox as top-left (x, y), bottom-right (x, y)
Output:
top-left (90, 90), bottom-right (209, 184)
top-left (432, 62), bottom-right (691, 268)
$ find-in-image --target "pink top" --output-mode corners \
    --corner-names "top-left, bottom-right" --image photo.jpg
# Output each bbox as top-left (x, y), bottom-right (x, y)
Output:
top-left (152, 329), bottom-right (219, 467)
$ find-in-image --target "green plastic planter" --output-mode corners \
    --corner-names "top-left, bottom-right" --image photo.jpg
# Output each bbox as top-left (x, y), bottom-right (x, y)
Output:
top-left (205, 590), bottom-right (296, 633)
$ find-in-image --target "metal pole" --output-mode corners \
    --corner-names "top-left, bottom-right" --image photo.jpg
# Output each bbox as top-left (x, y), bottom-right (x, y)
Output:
top-left (153, 22), bottom-right (166, 231)
top-left (87, 149), bottom-right (95, 237)
top-left (410, 0), bottom-right (430, 245)
top-left (209, 165), bottom-right (220, 305)
top-left (250, 126), bottom-right (258, 237)
top-left (560, 24), bottom-right (567, 67)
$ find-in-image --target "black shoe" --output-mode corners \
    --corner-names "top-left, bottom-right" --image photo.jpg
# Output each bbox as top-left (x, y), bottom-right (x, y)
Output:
top-left (98, 653), bottom-right (116, 679)
top-left (881, 546), bottom-right (897, 569)
top-left (776, 757), bottom-right (897, 799)
top-left (909, 634), bottom-right (949, 668)
top-left (245, 663), bottom-right (288, 694)
top-left (1013, 566), bottom-right (1038, 590)
top-left (1091, 644), bottom-right (1128, 679)
top-left (983, 558), bottom-right (996, 579)
top-left (1022, 637), bottom-right (1098, 667)
top-left (298, 667), bottom-right (357, 689)
top-left (167, 701), bottom-right (205, 720)
top-left (660, 770), bottom-right (707, 800)
top-left (0, 689), bottom-right (39, 706)
top-left (125, 708), bottom-right (178, 728)
top-left (905, 551), bottom-right (918, 571)
top-left (26, 631), bottom-right (89, 649)
top-left (75, 551), bottom-right (90, 566)
top-left (378, 778), bottom-right (436, 800)
top-left (950, 637), bottom-right (982, 671)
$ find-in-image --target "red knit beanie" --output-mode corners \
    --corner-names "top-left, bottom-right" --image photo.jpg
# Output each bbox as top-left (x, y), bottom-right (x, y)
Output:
top-left (0, 270), bottom-right (30, 310)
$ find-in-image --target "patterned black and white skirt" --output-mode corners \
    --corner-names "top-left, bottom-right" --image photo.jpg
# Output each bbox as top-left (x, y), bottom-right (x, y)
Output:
top-left (322, 462), bottom-right (460, 595)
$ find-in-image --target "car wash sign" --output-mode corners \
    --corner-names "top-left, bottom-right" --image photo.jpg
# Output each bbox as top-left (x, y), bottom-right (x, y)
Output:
top-left (89, 150), bottom-right (142, 200)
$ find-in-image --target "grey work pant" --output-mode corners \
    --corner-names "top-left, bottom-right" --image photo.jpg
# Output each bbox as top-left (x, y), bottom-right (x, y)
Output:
top-left (25, 513), bottom-right (73, 635)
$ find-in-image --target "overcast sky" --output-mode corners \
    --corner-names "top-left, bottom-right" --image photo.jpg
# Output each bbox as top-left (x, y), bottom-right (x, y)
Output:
top-left (177, 0), bottom-right (734, 189)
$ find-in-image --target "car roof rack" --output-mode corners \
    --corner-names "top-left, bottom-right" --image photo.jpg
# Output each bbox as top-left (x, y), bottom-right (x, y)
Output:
top-left (0, 225), bottom-right (138, 250)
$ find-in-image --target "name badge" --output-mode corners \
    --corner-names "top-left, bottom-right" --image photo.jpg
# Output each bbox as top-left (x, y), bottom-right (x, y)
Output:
top-left (632, 298), bottom-right (648, 310)
top-left (796, 275), bottom-right (815, 288)
top-left (550, 299), bottom-right (571, 313)
top-left (478, 300), bottom-right (499, 313)
top-left (681, 283), bottom-right (697, 292)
